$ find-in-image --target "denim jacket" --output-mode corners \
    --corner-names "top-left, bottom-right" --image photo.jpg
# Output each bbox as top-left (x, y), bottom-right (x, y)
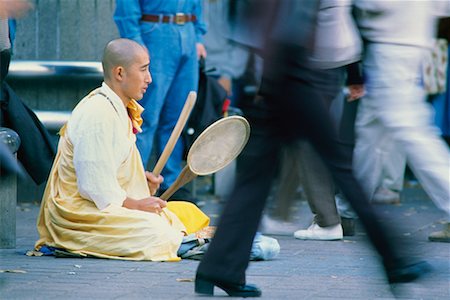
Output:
top-left (114, 0), bottom-right (207, 45)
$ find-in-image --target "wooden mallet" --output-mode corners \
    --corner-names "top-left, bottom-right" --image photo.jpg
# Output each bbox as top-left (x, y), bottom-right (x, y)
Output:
top-left (148, 91), bottom-right (197, 195)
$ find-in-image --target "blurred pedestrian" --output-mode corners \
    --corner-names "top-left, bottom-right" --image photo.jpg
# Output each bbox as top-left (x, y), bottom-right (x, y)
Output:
top-left (426, 17), bottom-right (450, 242)
top-left (1, 1), bottom-right (53, 182)
top-left (352, 0), bottom-right (450, 242)
top-left (1, 0), bottom-right (32, 83)
top-left (194, 1), bottom-right (430, 297)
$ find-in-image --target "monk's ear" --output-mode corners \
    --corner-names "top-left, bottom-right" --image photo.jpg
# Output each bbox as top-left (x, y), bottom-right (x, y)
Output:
top-left (113, 66), bottom-right (125, 81)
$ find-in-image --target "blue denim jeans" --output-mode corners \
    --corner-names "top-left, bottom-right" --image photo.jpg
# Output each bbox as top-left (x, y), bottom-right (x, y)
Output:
top-left (136, 22), bottom-right (199, 190)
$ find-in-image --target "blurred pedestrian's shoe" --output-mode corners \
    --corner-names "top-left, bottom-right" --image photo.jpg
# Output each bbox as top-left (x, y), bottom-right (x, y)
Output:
top-left (372, 187), bottom-right (400, 204)
top-left (195, 273), bottom-right (262, 297)
top-left (386, 261), bottom-right (432, 284)
top-left (260, 214), bottom-right (299, 236)
top-left (294, 222), bottom-right (343, 240)
top-left (341, 217), bottom-right (355, 236)
top-left (428, 222), bottom-right (450, 243)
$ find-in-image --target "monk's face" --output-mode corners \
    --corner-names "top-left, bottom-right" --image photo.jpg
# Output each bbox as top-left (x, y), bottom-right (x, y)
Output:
top-left (121, 49), bottom-right (152, 101)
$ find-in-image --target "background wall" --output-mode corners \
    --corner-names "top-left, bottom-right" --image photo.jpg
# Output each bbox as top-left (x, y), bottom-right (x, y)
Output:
top-left (14, 0), bottom-right (118, 61)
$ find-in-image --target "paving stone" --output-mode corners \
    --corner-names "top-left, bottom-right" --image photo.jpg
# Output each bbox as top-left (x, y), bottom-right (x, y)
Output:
top-left (1, 185), bottom-right (449, 299)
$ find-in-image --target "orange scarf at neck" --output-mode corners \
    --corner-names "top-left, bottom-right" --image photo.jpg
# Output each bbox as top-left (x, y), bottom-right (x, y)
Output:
top-left (127, 99), bottom-right (144, 134)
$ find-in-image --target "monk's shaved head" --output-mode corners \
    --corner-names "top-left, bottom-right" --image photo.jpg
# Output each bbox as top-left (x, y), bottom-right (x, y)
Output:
top-left (102, 38), bottom-right (148, 80)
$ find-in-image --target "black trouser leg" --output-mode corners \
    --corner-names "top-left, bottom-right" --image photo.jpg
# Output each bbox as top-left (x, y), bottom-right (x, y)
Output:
top-left (197, 113), bottom-right (281, 284)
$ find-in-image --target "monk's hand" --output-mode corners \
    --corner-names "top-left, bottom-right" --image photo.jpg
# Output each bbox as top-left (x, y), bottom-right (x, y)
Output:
top-left (123, 197), bottom-right (167, 214)
top-left (145, 171), bottom-right (163, 196)
top-left (138, 197), bottom-right (167, 214)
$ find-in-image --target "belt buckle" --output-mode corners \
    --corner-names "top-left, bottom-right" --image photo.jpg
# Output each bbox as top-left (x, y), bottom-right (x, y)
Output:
top-left (175, 13), bottom-right (185, 25)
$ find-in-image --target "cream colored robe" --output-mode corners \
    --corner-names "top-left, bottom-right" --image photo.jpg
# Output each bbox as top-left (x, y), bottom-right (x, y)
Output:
top-left (35, 83), bottom-right (188, 261)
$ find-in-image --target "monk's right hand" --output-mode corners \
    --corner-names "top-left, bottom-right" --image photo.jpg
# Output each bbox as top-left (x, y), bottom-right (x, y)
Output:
top-left (145, 171), bottom-right (164, 196)
top-left (123, 197), bottom-right (167, 214)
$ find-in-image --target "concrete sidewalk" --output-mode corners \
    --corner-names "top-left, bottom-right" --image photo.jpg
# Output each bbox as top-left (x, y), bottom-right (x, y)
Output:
top-left (1, 183), bottom-right (449, 299)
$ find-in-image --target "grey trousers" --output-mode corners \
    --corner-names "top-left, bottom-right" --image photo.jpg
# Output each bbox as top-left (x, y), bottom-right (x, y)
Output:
top-left (274, 90), bottom-right (358, 227)
top-left (297, 140), bottom-right (340, 227)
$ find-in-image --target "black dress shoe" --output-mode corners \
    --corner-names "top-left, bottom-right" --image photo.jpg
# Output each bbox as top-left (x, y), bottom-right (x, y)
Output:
top-left (195, 273), bottom-right (262, 297)
top-left (387, 261), bottom-right (432, 284)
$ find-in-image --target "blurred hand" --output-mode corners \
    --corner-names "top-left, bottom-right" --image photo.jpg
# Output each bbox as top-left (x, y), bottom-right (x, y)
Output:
top-left (218, 76), bottom-right (232, 96)
top-left (347, 84), bottom-right (365, 102)
top-left (145, 171), bottom-right (163, 196)
top-left (123, 196), bottom-right (167, 214)
top-left (0, 0), bottom-right (32, 18)
top-left (196, 43), bottom-right (207, 59)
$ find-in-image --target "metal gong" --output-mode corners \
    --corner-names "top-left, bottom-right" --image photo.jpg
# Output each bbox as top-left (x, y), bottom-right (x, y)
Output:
top-left (187, 116), bottom-right (250, 176)
top-left (160, 116), bottom-right (250, 201)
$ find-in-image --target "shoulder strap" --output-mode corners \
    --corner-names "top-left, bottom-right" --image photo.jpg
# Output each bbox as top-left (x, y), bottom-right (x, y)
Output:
top-left (60, 89), bottom-right (119, 137)
top-left (92, 91), bottom-right (119, 115)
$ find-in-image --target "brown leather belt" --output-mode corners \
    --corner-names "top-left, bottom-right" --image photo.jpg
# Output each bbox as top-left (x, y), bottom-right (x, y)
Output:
top-left (141, 13), bottom-right (197, 25)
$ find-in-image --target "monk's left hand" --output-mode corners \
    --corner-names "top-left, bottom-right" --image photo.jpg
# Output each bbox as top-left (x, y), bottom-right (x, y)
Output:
top-left (145, 171), bottom-right (164, 196)
top-left (123, 196), bottom-right (167, 214)
top-left (138, 197), bottom-right (167, 214)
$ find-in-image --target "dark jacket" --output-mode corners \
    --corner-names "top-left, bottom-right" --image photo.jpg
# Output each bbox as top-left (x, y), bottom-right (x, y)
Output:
top-left (0, 83), bottom-right (56, 184)
top-left (228, 0), bottom-right (361, 69)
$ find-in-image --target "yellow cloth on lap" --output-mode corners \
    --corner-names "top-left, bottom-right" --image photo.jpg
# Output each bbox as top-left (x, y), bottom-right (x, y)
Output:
top-left (167, 201), bottom-right (210, 234)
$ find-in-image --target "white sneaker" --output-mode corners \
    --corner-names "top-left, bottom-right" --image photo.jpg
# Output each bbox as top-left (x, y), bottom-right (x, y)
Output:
top-left (294, 222), bottom-right (343, 240)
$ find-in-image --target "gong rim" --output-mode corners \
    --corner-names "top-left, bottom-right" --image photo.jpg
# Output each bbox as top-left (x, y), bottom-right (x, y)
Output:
top-left (186, 116), bottom-right (250, 176)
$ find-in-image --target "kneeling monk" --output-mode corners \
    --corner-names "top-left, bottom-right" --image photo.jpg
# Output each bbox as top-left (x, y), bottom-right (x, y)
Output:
top-left (35, 38), bottom-right (209, 261)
